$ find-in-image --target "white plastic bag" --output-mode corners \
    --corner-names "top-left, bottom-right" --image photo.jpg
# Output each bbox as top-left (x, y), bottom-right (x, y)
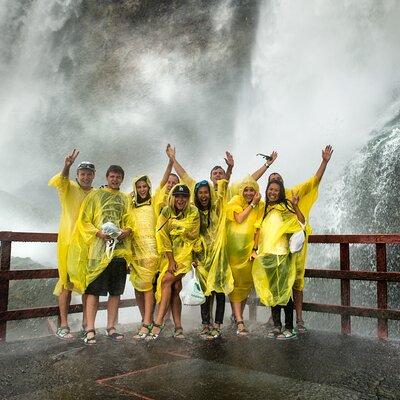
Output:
top-left (101, 222), bottom-right (122, 259)
top-left (179, 266), bottom-right (206, 306)
top-left (289, 230), bottom-right (306, 253)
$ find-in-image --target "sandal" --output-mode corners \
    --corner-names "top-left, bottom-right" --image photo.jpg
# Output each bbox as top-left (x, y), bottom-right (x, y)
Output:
top-left (173, 326), bottom-right (186, 340)
top-left (236, 321), bottom-right (249, 336)
top-left (133, 323), bottom-right (153, 340)
top-left (296, 320), bottom-right (308, 334)
top-left (276, 329), bottom-right (297, 340)
top-left (56, 326), bottom-right (73, 340)
top-left (79, 326), bottom-right (87, 340)
top-left (267, 325), bottom-right (281, 339)
top-left (146, 323), bottom-right (165, 341)
top-left (106, 326), bottom-right (125, 342)
top-left (83, 329), bottom-right (96, 345)
top-left (199, 324), bottom-right (211, 339)
top-left (207, 327), bottom-right (221, 340)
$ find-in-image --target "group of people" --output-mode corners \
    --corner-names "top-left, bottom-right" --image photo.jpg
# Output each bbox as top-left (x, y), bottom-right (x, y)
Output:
top-left (49, 144), bottom-right (333, 344)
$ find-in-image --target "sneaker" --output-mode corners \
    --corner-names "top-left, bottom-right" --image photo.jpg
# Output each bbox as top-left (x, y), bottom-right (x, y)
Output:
top-left (276, 329), bottom-right (297, 340)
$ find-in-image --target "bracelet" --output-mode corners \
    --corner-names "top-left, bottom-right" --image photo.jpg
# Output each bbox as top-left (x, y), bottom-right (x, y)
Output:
top-left (264, 163), bottom-right (270, 167)
top-left (250, 203), bottom-right (256, 209)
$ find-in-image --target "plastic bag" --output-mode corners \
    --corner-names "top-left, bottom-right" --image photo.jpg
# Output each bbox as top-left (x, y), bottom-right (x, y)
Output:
top-left (289, 230), bottom-right (306, 253)
top-left (102, 222), bottom-right (122, 259)
top-left (179, 265), bottom-right (206, 306)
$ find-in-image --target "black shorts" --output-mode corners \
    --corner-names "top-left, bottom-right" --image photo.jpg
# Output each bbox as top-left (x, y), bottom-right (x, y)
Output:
top-left (85, 258), bottom-right (127, 296)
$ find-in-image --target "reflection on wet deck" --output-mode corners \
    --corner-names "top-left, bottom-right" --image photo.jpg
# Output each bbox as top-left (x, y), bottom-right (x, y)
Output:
top-left (1, 325), bottom-right (399, 400)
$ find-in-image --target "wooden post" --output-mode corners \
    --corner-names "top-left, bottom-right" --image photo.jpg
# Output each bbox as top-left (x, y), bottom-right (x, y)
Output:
top-left (376, 243), bottom-right (388, 339)
top-left (340, 243), bottom-right (351, 334)
top-left (0, 241), bottom-right (12, 341)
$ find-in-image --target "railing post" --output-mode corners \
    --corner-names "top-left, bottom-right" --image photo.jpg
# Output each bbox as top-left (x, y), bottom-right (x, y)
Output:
top-left (340, 243), bottom-right (351, 334)
top-left (376, 243), bottom-right (388, 339)
top-left (0, 240), bottom-right (12, 341)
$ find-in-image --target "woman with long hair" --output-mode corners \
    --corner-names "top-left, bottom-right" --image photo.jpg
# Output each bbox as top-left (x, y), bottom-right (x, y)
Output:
top-left (226, 176), bottom-right (264, 335)
top-left (129, 175), bottom-right (160, 339)
top-left (193, 179), bottom-right (233, 339)
top-left (147, 184), bottom-right (200, 340)
top-left (252, 180), bottom-right (305, 340)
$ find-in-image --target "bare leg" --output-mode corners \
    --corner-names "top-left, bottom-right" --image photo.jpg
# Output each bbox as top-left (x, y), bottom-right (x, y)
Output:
top-left (293, 289), bottom-right (303, 322)
top-left (231, 301), bottom-right (243, 323)
top-left (135, 289), bottom-right (145, 321)
top-left (58, 288), bottom-right (71, 327)
top-left (171, 279), bottom-right (183, 328)
top-left (231, 299), bottom-right (249, 335)
top-left (107, 295), bottom-right (120, 329)
top-left (152, 272), bottom-right (176, 334)
top-left (85, 294), bottom-right (99, 340)
top-left (81, 294), bottom-right (87, 330)
top-left (143, 290), bottom-right (155, 325)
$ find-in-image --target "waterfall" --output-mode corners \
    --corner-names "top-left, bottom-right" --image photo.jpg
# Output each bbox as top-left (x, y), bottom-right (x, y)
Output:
top-left (0, 0), bottom-right (258, 237)
top-left (233, 0), bottom-right (400, 214)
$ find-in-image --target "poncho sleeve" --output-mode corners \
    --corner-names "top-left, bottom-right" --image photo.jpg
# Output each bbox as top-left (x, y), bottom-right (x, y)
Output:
top-left (181, 172), bottom-right (196, 193)
top-left (77, 192), bottom-right (99, 245)
top-left (254, 201), bottom-right (265, 229)
top-left (287, 175), bottom-right (319, 223)
top-left (153, 184), bottom-right (168, 216)
top-left (226, 195), bottom-right (244, 222)
top-left (48, 173), bottom-right (70, 197)
top-left (156, 207), bottom-right (173, 254)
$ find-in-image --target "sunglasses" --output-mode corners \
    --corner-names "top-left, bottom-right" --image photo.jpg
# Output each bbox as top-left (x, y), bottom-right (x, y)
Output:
top-left (195, 180), bottom-right (209, 190)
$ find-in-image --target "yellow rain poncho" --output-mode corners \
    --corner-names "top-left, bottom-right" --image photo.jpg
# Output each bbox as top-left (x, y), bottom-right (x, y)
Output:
top-left (48, 173), bottom-right (93, 296)
top-left (182, 172), bottom-right (239, 202)
top-left (193, 179), bottom-right (234, 296)
top-left (67, 187), bottom-right (132, 294)
top-left (252, 202), bottom-right (303, 306)
top-left (155, 187), bottom-right (200, 303)
top-left (226, 177), bottom-right (264, 302)
top-left (153, 183), bottom-right (170, 216)
top-left (129, 176), bottom-right (160, 292)
top-left (286, 175), bottom-right (319, 291)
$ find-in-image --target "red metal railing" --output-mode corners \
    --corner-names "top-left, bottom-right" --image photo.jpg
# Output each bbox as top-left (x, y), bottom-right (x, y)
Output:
top-left (1, 231), bottom-right (400, 341)
top-left (0, 231), bottom-right (137, 341)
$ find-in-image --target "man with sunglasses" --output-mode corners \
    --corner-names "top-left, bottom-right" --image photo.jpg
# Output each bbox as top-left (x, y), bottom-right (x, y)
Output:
top-left (49, 149), bottom-right (95, 340)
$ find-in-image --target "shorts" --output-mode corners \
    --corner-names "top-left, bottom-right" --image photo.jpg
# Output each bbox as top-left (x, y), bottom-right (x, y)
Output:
top-left (85, 258), bottom-right (127, 296)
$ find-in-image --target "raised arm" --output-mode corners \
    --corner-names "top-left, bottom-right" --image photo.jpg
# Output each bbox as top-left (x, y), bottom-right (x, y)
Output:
top-left (289, 191), bottom-right (305, 225)
top-left (166, 145), bottom-right (188, 180)
top-left (234, 192), bottom-right (261, 224)
top-left (251, 151), bottom-right (278, 181)
top-left (224, 151), bottom-right (234, 182)
top-left (315, 145), bottom-right (333, 183)
top-left (61, 149), bottom-right (79, 178)
top-left (159, 144), bottom-right (175, 188)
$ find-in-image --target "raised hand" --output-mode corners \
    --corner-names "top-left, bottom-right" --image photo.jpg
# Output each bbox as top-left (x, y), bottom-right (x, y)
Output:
top-left (64, 149), bottom-right (79, 168)
top-left (266, 150), bottom-right (278, 166)
top-left (166, 143), bottom-right (176, 161)
top-left (289, 191), bottom-right (299, 207)
top-left (322, 145), bottom-right (333, 163)
top-left (252, 192), bottom-right (262, 205)
top-left (224, 151), bottom-right (234, 167)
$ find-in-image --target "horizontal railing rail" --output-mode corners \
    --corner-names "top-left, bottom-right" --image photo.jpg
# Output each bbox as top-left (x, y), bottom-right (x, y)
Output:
top-left (1, 231), bottom-right (400, 341)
